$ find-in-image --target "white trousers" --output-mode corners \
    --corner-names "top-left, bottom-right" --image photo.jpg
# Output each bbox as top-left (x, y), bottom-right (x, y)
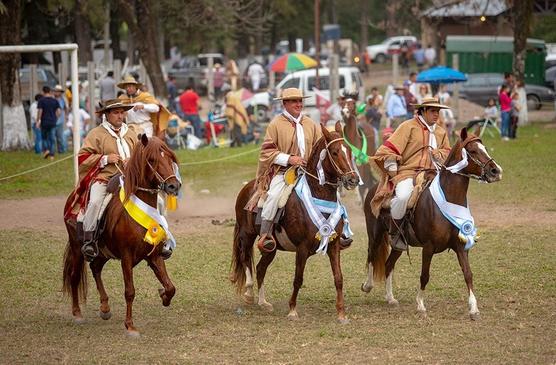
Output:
top-left (129, 121), bottom-right (153, 137)
top-left (261, 174), bottom-right (286, 221)
top-left (391, 177), bottom-right (414, 220)
top-left (79, 182), bottom-right (113, 232)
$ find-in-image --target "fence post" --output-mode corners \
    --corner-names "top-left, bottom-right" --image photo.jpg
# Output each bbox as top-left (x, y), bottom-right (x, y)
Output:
top-left (29, 64), bottom-right (38, 101)
top-left (87, 61), bottom-right (96, 125)
top-left (452, 53), bottom-right (460, 123)
top-left (392, 54), bottom-right (399, 86)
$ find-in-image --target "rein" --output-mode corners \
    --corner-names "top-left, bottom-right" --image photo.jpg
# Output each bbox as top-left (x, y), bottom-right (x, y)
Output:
top-left (434, 137), bottom-right (494, 182)
top-left (301, 136), bottom-right (355, 187)
top-left (120, 158), bottom-right (178, 195)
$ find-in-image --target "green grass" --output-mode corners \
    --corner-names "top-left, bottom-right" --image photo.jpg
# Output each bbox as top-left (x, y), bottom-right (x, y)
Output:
top-left (0, 225), bottom-right (554, 364)
top-left (0, 144), bottom-right (259, 199)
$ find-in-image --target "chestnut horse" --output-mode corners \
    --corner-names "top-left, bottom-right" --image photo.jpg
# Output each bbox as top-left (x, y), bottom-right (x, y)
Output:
top-left (341, 92), bottom-right (376, 204)
top-left (230, 122), bottom-right (359, 323)
top-left (62, 135), bottom-right (181, 336)
top-left (361, 128), bottom-right (502, 319)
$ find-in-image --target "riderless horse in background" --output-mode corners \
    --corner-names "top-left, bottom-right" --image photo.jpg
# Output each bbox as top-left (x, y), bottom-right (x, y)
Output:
top-left (341, 92), bottom-right (376, 204)
top-left (361, 128), bottom-right (502, 319)
top-left (231, 122), bottom-right (359, 323)
top-left (63, 135), bottom-right (181, 336)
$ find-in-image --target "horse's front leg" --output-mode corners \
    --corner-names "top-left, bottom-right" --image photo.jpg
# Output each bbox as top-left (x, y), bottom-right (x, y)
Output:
top-left (455, 247), bottom-right (480, 320)
top-left (288, 247), bottom-right (309, 320)
top-left (256, 249), bottom-right (277, 311)
top-left (121, 256), bottom-right (139, 336)
top-left (416, 246), bottom-right (434, 318)
top-left (90, 257), bottom-right (112, 320)
top-left (328, 241), bottom-right (348, 324)
top-left (147, 254), bottom-right (176, 307)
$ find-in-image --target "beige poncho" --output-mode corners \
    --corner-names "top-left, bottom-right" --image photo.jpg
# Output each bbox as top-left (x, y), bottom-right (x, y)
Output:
top-left (370, 117), bottom-right (451, 217)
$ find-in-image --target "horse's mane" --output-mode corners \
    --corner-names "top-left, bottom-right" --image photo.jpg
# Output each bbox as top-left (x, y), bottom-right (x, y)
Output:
top-left (123, 136), bottom-right (177, 200)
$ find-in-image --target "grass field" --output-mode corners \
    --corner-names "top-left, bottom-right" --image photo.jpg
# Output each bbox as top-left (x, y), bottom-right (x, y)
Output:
top-left (0, 124), bottom-right (555, 364)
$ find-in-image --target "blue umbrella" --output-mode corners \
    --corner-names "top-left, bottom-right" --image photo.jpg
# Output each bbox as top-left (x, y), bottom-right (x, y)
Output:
top-left (416, 66), bottom-right (467, 84)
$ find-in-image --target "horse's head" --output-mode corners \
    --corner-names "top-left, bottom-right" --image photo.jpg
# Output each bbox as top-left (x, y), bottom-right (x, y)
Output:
top-left (454, 128), bottom-right (503, 183)
top-left (125, 134), bottom-right (182, 196)
top-left (341, 91), bottom-right (359, 121)
top-left (318, 122), bottom-right (360, 190)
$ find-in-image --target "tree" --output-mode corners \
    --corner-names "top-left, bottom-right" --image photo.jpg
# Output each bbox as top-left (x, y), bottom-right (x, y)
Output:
top-left (74, 0), bottom-right (93, 65)
top-left (510, 0), bottom-right (534, 82)
top-left (118, 0), bottom-right (166, 98)
top-left (0, 0), bottom-right (31, 151)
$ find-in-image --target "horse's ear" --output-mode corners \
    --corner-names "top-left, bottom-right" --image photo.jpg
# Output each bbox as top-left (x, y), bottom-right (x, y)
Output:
top-left (141, 133), bottom-right (149, 147)
top-left (335, 120), bottom-right (343, 134)
top-left (320, 123), bottom-right (331, 140)
top-left (460, 127), bottom-right (468, 141)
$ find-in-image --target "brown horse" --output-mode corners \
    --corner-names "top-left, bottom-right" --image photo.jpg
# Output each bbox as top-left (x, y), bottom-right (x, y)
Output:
top-left (62, 134), bottom-right (181, 336)
top-left (360, 128), bottom-right (502, 320)
top-left (230, 122), bottom-right (359, 323)
top-left (341, 92), bottom-right (376, 204)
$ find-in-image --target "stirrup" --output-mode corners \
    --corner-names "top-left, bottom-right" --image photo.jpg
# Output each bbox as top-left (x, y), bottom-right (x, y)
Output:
top-left (257, 236), bottom-right (276, 253)
top-left (81, 242), bottom-right (98, 262)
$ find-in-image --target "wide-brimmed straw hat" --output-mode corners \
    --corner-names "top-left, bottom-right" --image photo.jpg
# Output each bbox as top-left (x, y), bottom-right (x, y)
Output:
top-left (274, 88), bottom-right (310, 101)
top-left (96, 99), bottom-right (133, 114)
top-left (393, 84), bottom-right (405, 90)
top-left (411, 97), bottom-right (450, 109)
top-left (53, 84), bottom-right (64, 92)
top-left (117, 75), bottom-right (143, 89)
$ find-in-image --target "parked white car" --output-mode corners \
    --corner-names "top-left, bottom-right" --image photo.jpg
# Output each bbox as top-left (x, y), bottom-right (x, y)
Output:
top-left (366, 35), bottom-right (417, 63)
top-left (275, 66), bottom-right (364, 107)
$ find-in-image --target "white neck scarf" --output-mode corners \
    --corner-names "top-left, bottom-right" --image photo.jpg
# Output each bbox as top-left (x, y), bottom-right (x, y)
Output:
top-left (283, 110), bottom-right (305, 158)
top-left (418, 115), bottom-right (437, 149)
top-left (102, 120), bottom-right (131, 160)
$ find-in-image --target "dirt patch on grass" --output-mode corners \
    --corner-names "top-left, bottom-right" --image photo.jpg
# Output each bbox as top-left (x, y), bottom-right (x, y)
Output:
top-left (0, 189), bottom-right (553, 233)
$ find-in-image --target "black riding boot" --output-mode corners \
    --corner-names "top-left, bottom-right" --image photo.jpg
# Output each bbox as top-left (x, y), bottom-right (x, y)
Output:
top-left (339, 235), bottom-right (353, 250)
top-left (81, 230), bottom-right (98, 262)
top-left (389, 218), bottom-right (408, 251)
top-left (257, 220), bottom-right (276, 252)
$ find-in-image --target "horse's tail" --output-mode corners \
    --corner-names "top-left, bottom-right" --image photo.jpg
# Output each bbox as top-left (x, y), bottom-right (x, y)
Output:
top-left (230, 221), bottom-right (254, 296)
top-left (230, 182), bottom-right (256, 297)
top-left (370, 230), bottom-right (390, 282)
top-left (364, 184), bottom-right (389, 282)
top-left (62, 229), bottom-right (88, 303)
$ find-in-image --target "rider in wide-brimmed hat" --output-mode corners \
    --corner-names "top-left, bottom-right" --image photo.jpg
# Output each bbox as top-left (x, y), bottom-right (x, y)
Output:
top-left (65, 98), bottom-right (140, 262)
top-left (117, 75), bottom-right (170, 137)
top-left (371, 96), bottom-right (451, 251)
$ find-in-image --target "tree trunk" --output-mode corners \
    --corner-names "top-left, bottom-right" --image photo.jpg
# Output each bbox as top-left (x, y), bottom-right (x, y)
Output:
top-left (110, 6), bottom-right (124, 62)
top-left (0, 0), bottom-right (31, 151)
top-left (385, 1), bottom-right (401, 37)
top-left (118, 0), bottom-right (166, 98)
top-left (512, 0), bottom-right (533, 82)
top-left (74, 0), bottom-right (93, 65)
top-left (359, 0), bottom-right (369, 53)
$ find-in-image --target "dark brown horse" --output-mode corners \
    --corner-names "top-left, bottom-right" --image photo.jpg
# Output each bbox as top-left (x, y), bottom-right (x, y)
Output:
top-left (230, 122), bottom-right (359, 323)
top-left (361, 128), bottom-right (502, 320)
top-left (62, 134), bottom-right (181, 336)
top-left (341, 92), bottom-right (376, 204)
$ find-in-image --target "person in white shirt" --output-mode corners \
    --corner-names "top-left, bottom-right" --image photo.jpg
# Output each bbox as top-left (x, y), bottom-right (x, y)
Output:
top-left (117, 75), bottom-right (161, 137)
top-left (30, 93), bottom-right (43, 154)
top-left (66, 107), bottom-right (91, 142)
top-left (424, 45), bottom-right (436, 67)
top-left (247, 62), bottom-right (266, 92)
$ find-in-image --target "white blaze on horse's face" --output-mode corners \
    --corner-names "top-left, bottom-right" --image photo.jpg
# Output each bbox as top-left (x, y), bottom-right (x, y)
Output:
top-left (477, 141), bottom-right (503, 181)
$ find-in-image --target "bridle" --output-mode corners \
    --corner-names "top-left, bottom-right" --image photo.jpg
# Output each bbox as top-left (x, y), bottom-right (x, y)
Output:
top-left (301, 136), bottom-right (357, 186)
top-left (436, 136), bottom-right (495, 182)
top-left (136, 160), bottom-right (178, 194)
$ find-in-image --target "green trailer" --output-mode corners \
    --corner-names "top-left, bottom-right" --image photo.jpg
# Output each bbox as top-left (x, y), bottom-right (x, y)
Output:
top-left (446, 35), bottom-right (546, 85)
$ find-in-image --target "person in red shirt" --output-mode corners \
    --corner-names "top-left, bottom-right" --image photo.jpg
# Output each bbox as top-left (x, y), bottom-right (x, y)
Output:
top-left (179, 84), bottom-right (203, 139)
top-left (499, 84), bottom-right (512, 141)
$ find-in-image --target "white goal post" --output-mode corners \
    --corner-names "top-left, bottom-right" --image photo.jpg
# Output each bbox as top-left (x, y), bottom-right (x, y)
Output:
top-left (0, 43), bottom-right (80, 185)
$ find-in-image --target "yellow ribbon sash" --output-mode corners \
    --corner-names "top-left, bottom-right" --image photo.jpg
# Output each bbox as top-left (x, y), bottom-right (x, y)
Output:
top-left (119, 188), bottom-right (167, 246)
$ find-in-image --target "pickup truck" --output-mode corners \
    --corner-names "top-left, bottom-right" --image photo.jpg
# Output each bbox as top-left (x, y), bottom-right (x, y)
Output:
top-left (168, 53), bottom-right (224, 95)
top-left (366, 36), bottom-right (417, 63)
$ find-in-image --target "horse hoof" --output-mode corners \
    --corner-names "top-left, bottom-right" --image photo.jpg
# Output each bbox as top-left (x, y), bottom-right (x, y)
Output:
top-left (259, 302), bottom-right (274, 312)
top-left (417, 310), bottom-right (428, 319)
top-left (126, 329), bottom-right (141, 338)
top-left (73, 316), bottom-right (86, 324)
top-left (387, 299), bottom-right (399, 307)
top-left (287, 312), bottom-right (299, 321)
top-left (99, 311), bottom-right (112, 320)
top-left (360, 283), bottom-right (372, 293)
top-left (337, 317), bottom-right (350, 325)
top-left (470, 312), bottom-right (481, 321)
top-left (243, 294), bottom-right (255, 305)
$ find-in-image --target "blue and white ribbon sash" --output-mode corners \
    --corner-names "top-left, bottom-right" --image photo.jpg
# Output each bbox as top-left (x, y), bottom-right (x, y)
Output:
top-left (429, 174), bottom-right (477, 250)
top-left (294, 174), bottom-right (353, 255)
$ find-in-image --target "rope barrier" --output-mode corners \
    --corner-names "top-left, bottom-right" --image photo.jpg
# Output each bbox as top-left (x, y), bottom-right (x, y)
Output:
top-left (179, 147), bottom-right (259, 166)
top-left (0, 154), bottom-right (73, 182)
top-left (0, 147), bottom-right (259, 182)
